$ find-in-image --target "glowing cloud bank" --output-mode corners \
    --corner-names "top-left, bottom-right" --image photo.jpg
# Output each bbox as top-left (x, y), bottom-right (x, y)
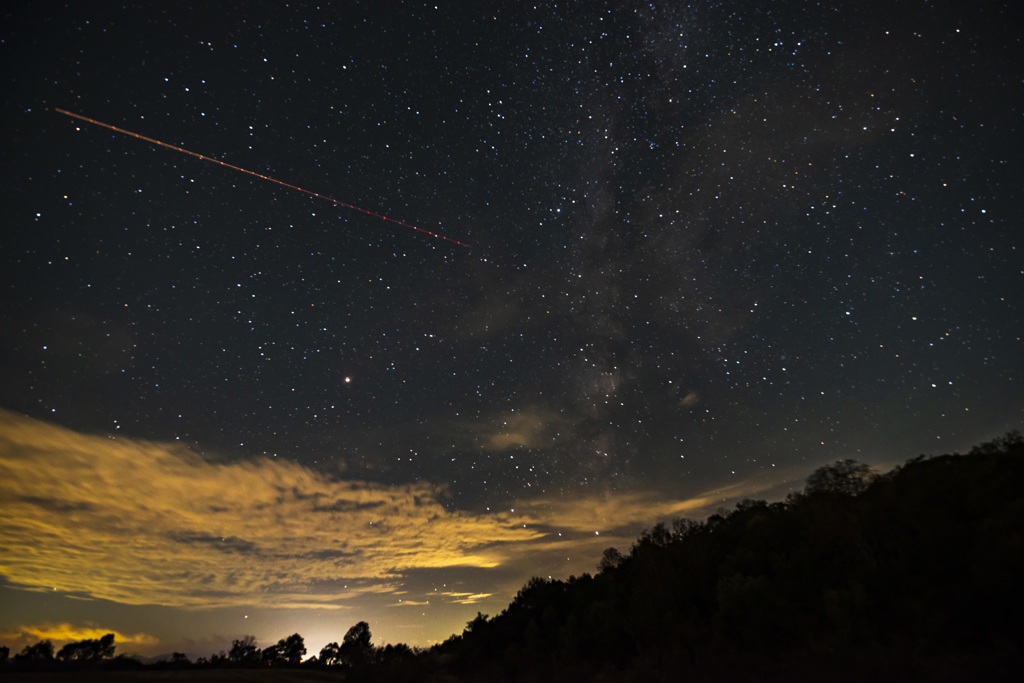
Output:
top-left (0, 409), bottom-right (541, 608)
top-left (1, 408), bottom-right (780, 620)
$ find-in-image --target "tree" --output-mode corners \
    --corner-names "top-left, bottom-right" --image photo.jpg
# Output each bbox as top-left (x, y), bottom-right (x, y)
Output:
top-left (319, 641), bottom-right (341, 666)
top-left (969, 430), bottom-right (1023, 456)
top-left (96, 633), bottom-right (116, 660)
top-left (16, 640), bottom-right (54, 662)
top-left (805, 459), bottom-right (875, 496)
top-left (378, 642), bottom-right (414, 664)
top-left (56, 641), bottom-right (85, 663)
top-left (229, 635), bottom-right (260, 664)
top-left (56, 633), bottom-right (116, 663)
top-left (340, 621), bottom-right (373, 668)
top-left (599, 547), bottom-right (624, 572)
top-left (279, 633), bottom-right (306, 665)
top-left (261, 643), bottom-right (282, 665)
top-left (464, 612), bottom-right (489, 635)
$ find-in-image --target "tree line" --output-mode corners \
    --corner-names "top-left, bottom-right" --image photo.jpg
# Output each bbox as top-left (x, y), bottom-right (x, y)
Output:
top-left (409, 432), bottom-right (1022, 682)
top-left (0, 621), bottom-right (415, 674)
top-left (0, 633), bottom-right (115, 669)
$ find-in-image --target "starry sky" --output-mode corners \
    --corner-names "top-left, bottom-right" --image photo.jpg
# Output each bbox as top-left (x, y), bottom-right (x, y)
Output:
top-left (1, 0), bottom-right (1021, 658)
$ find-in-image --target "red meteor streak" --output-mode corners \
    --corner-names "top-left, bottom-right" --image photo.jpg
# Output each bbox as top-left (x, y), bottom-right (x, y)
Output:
top-left (54, 108), bottom-right (470, 249)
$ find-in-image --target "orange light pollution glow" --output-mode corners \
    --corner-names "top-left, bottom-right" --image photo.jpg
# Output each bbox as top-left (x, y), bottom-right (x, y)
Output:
top-left (0, 408), bottom-right (782, 655)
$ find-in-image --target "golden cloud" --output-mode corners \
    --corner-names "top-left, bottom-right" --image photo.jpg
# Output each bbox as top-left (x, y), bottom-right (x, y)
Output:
top-left (439, 591), bottom-right (493, 605)
top-left (0, 409), bottom-right (542, 609)
top-left (0, 408), bottom-right (787, 619)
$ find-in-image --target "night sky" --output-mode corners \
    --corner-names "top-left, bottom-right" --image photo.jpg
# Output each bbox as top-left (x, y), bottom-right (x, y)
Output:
top-left (2, 0), bottom-right (1021, 658)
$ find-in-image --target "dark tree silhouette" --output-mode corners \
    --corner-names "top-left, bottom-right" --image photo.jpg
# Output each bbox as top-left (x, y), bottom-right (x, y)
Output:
top-left (260, 642), bottom-right (282, 664)
top-left (805, 458), bottom-right (875, 495)
top-left (378, 642), bottom-right (415, 663)
top-left (319, 641), bottom-right (341, 666)
top-left (55, 642), bottom-right (81, 663)
top-left (598, 546), bottom-right (624, 572)
top-left (340, 621), bottom-right (373, 668)
top-left (278, 633), bottom-right (306, 664)
top-left (464, 612), bottom-right (489, 635)
top-left (55, 633), bottom-right (115, 663)
top-left (228, 635), bottom-right (260, 663)
top-left (15, 640), bottom-right (54, 662)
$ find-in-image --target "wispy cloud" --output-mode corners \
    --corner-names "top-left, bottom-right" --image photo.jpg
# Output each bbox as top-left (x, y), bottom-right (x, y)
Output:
top-left (0, 409), bottom-right (541, 609)
top-left (439, 591), bottom-right (493, 605)
top-left (477, 406), bottom-right (574, 451)
top-left (514, 477), bottom-right (780, 535)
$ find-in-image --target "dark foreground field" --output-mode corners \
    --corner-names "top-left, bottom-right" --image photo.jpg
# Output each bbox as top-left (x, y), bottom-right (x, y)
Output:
top-left (3, 671), bottom-right (342, 683)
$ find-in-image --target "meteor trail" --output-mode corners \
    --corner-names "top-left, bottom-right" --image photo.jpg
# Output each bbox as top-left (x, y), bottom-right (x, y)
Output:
top-left (54, 108), bottom-right (471, 248)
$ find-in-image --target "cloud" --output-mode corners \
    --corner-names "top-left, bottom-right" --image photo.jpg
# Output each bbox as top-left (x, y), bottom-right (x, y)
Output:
top-left (522, 475), bottom-right (781, 533)
top-left (0, 408), bottom-right (788, 621)
top-left (440, 592), bottom-right (492, 605)
top-left (515, 490), bottom-right (716, 534)
top-left (477, 406), bottom-right (573, 451)
top-left (0, 409), bottom-right (542, 609)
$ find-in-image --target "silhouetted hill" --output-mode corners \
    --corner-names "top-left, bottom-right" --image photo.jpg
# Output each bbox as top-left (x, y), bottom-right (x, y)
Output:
top-left (378, 433), bottom-right (1023, 682)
